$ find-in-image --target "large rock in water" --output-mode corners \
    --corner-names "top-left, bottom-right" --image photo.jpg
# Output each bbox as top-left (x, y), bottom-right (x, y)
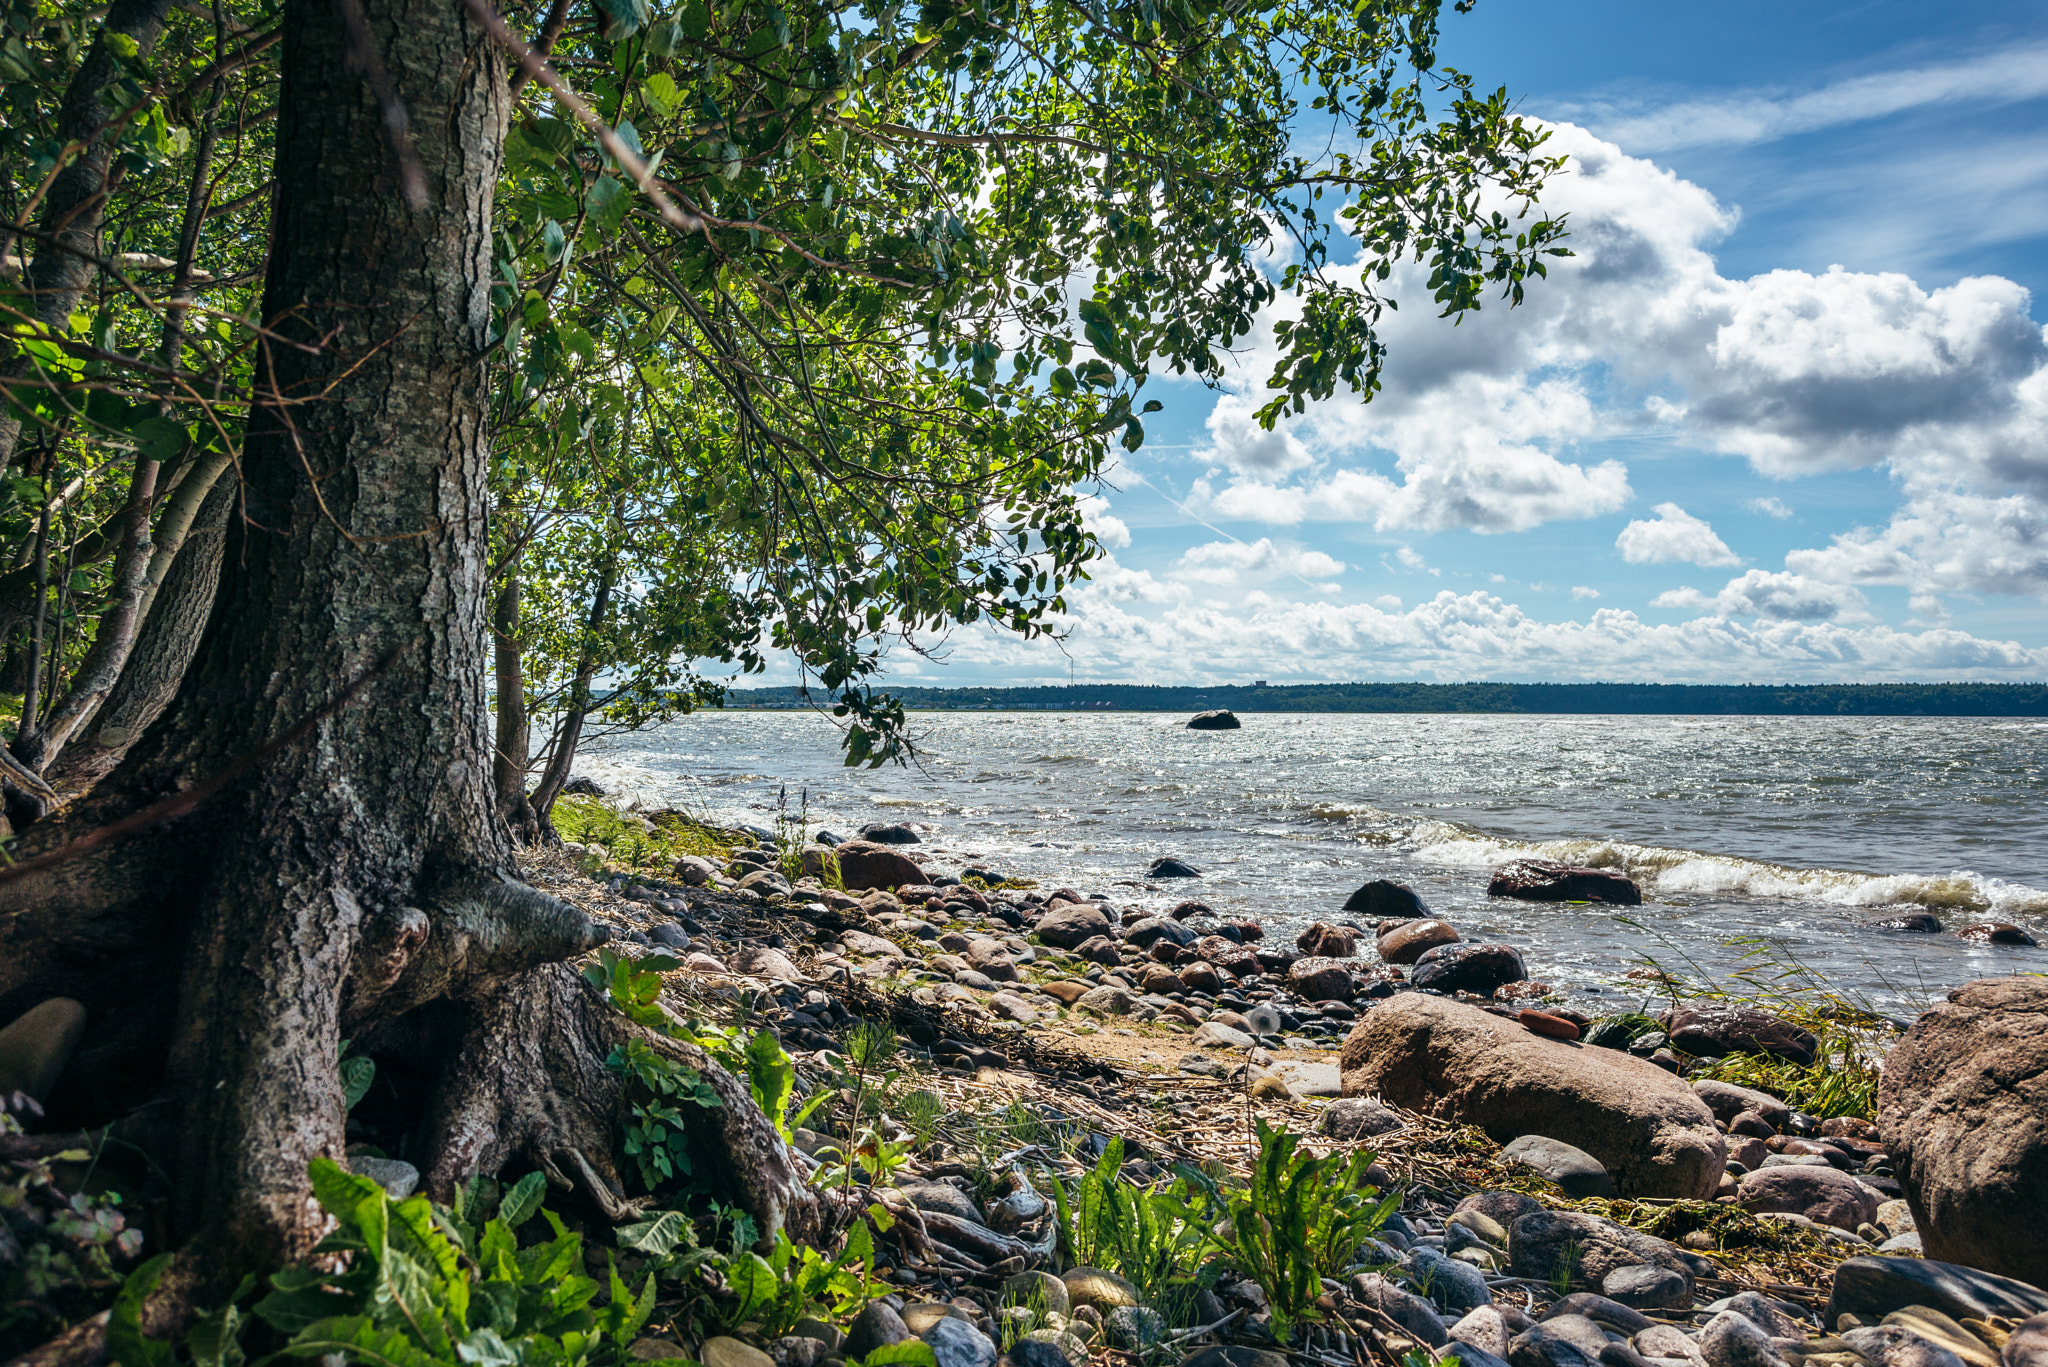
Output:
top-left (833, 840), bottom-right (926, 891)
top-left (1338, 993), bottom-right (1725, 1197)
top-left (1880, 976), bottom-right (2048, 1286)
top-left (1487, 859), bottom-right (1642, 905)
top-left (1344, 880), bottom-right (1430, 919)
top-left (1187, 709), bottom-right (1241, 730)
top-left (1409, 942), bottom-right (1527, 995)
top-left (1378, 918), bottom-right (1461, 964)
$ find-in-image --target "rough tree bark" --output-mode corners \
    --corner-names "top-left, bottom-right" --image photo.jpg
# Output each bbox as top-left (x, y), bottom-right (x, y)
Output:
top-left (0, 0), bottom-right (815, 1325)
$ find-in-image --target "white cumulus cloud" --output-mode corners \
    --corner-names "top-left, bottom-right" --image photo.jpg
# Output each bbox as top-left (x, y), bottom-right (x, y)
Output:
top-left (1616, 503), bottom-right (1743, 567)
top-left (1172, 538), bottom-right (1345, 587)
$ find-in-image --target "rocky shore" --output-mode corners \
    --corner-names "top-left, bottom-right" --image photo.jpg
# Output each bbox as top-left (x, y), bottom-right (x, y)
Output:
top-left (521, 805), bottom-right (2048, 1367)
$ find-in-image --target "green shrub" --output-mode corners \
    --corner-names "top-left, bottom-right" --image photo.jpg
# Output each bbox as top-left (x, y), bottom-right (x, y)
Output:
top-left (1193, 1119), bottom-right (1397, 1344)
top-left (1052, 1138), bottom-right (1203, 1305)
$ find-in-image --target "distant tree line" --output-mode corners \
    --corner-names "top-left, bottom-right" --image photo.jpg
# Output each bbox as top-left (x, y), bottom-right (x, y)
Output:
top-left (724, 681), bottom-right (2048, 716)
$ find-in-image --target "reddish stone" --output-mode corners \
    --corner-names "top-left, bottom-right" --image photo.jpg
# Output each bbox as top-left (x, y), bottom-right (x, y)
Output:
top-left (1519, 1009), bottom-right (1580, 1041)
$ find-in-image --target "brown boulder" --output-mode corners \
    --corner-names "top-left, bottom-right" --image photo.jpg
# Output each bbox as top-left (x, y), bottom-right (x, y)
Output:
top-left (1140, 966), bottom-right (1184, 995)
top-left (1288, 957), bottom-right (1355, 1001)
top-left (1377, 918), bottom-right (1461, 964)
top-left (833, 840), bottom-right (926, 891)
top-left (1039, 980), bottom-right (1089, 1004)
top-left (1296, 921), bottom-right (1359, 957)
top-left (1338, 993), bottom-right (1725, 1197)
top-left (1178, 961), bottom-right (1222, 993)
top-left (1881, 976), bottom-right (2048, 1286)
top-left (1035, 902), bottom-right (1112, 949)
top-left (1486, 858), bottom-right (1642, 905)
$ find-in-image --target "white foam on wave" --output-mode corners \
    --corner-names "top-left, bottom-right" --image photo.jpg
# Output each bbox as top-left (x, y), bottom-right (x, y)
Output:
top-left (1405, 824), bottom-right (2048, 919)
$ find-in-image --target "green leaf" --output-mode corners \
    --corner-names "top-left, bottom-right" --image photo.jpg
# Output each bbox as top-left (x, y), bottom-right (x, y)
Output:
top-left (341, 1053), bottom-right (376, 1111)
top-left (308, 1157), bottom-right (385, 1227)
top-left (617, 1210), bottom-right (694, 1257)
top-left (108, 1254), bottom-right (179, 1367)
top-left (498, 1171), bottom-right (547, 1229)
top-left (856, 1343), bottom-right (938, 1367)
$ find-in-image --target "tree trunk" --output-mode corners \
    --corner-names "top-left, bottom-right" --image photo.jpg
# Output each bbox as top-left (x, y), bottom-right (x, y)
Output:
top-left (43, 472), bottom-right (233, 800)
top-left (491, 545), bottom-right (540, 843)
top-left (528, 559), bottom-right (616, 826)
top-left (0, 0), bottom-right (177, 473)
top-left (0, 0), bottom-right (814, 1322)
top-left (24, 453), bottom-right (159, 770)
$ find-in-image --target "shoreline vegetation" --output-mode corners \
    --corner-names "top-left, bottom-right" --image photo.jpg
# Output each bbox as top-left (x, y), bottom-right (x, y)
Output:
top-left (717, 683), bottom-right (2048, 717)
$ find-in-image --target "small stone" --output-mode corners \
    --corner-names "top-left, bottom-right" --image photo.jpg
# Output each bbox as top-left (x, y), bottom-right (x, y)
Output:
top-left (1004, 1341), bottom-right (1071, 1367)
top-left (1075, 985), bottom-right (1135, 1016)
top-left (1502, 1135), bottom-right (1615, 1199)
top-left (1843, 1326), bottom-right (1970, 1367)
top-left (771, 1339), bottom-right (829, 1367)
top-left (702, 1339), bottom-right (779, 1367)
top-left (1547, 1295), bottom-right (1652, 1335)
top-left (1717, 1294), bottom-right (1805, 1339)
top-left (1148, 857), bottom-right (1202, 879)
top-left (1698, 1311), bottom-right (1791, 1367)
top-left (1193, 1021), bottom-right (1254, 1049)
top-left (1348, 1273), bottom-right (1449, 1348)
top-left (846, 1303), bottom-right (915, 1360)
top-left (1507, 1323), bottom-right (1602, 1367)
top-left (1002, 1271), bottom-right (1072, 1318)
top-left (1602, 1265), bottom-right (1691, 1311)
top-left (1062, 1266), bottom-right (1140, 1311)
top-left (1102, 1306), bottom-right (1167, 1350)
top-left (902, 1304), bottom-right (964, 1335)
top-left (1408, 1246), bottom-right (1492, 1312)
top-left (347, 1156), bottom-right (420, 1198)
top-left (632, 1338), bottom-right (689, 1362)
top-left (1633, 1327), bottom-right (1705, 1367)
top-left (1017, 1330), bottom-right (1087, 1367)
top-left (923, 1317), bottom-right (998, 1367)
top-left (1452, 1306), bottom-right (1514, 1358)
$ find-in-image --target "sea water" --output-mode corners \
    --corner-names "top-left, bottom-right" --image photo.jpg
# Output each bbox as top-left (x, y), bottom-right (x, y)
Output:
top-left (576, 710), bottom-right (2048, 1015)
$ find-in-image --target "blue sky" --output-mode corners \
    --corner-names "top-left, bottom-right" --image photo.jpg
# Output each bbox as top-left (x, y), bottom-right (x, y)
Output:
top-left (886, 0), bottom-right (2048, 687)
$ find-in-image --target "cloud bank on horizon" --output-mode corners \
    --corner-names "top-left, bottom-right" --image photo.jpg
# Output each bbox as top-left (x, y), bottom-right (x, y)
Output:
top-left (878, 43), bottom-right (2048, 688)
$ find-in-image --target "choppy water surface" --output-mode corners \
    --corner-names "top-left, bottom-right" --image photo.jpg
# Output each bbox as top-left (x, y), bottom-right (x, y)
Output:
top-left (579, 711), bottom-right (2048, 1013)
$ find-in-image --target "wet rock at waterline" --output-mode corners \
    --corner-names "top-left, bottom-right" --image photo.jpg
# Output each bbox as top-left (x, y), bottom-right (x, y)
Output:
top-left (1409, 942), bottom-right (1527, 996)
top-left (1344, 878), bottom-right (1430, 920)
top-left (1377, 917), bottom-right (1461, 964)
top-left (1487, 858), bottom-right (1643, 906)
top-left (1185, 709), bottom-right (1241, 730)
top-left (1955, 922), bottom-right (2040, 946)
top-left (1146, 856), bottom-right (1202, 879)
top-left (1340, 994), bottom-right (1727, 1197)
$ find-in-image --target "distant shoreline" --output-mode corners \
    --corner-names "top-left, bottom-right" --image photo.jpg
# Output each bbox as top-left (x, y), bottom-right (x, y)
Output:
top-left (720, 680), bottom-right (2048, 716)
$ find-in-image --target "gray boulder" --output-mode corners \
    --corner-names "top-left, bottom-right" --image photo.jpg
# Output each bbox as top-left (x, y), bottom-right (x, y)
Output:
top-left (1509, 1210), bottom-right (1695, 1296)
top-left (2004, 1315), bottom-right (2048, 1367)
top-left (1736, 1165), bottom-right (1880, 1232)
top-left (0, 997), bottom-right (87, 1103)
top-left (1347, 1273), bottom-right (1448, 1348)
top-left (1601, 1265), bottom-right (1690, 1311)
top-left (1035, 903), bottom-right (1112, 949)
top-left (1408, 1246), bottom-right (1492, 1312)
